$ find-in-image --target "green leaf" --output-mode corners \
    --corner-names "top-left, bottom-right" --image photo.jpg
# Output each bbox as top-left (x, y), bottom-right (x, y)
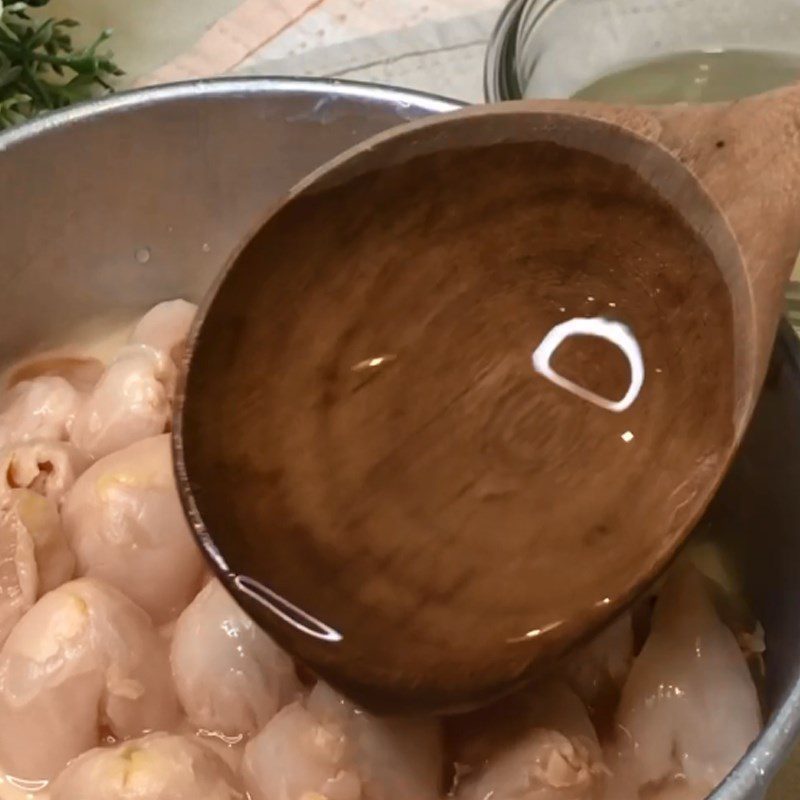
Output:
top-left (0, 62), bottom-right (20, 87)
top-left (4, 20), bottom-right (28, 39)
top-left (0, 0), bottom-right (121, 126)
top-left (26, 17), bottom-right (53, 48)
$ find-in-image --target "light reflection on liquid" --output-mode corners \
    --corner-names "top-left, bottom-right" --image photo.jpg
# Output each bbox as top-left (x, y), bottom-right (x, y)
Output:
top-left (531, 316), bottom-right (644, 413)
top-left (506, 618), bottom-right (564, 644)
top-left (4, 776), bottom-right (47, 795)
top-left (234, 575), bottom-right (343, 643)
top-left (351, 354), bottom-right (397, 372)
top-left (197, 729), bottom-right (244, 747)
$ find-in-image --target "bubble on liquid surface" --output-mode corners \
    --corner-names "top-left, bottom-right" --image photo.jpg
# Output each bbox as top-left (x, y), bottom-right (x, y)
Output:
top-left (134, 247), bottom-right (151, 265)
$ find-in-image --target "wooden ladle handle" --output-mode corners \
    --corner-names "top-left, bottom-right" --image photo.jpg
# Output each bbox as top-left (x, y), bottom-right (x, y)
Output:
top-left (661, 86), bottom-right (800, 381)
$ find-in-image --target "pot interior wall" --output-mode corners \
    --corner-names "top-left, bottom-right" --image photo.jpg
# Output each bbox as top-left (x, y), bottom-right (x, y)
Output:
top-left (0, 80), bottom-right (456, 360)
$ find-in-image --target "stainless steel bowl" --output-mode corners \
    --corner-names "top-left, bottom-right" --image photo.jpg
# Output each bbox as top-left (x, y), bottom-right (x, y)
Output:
top-left (1, 76), bottom-right (799, 800)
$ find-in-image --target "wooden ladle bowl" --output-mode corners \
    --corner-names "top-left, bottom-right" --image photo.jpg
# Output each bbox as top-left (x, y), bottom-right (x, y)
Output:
top-left (174, 85), bottom-right (800, 714)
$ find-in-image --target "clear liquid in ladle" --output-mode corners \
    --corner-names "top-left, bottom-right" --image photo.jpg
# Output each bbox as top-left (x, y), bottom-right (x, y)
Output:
top-left (185, 140), bottom-right (737, 710)
top-left (532, 316), bottom-right (644, 413)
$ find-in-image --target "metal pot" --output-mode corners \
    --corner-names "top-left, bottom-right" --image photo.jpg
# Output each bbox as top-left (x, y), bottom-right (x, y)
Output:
top-left (1, 77), bottom-right (798, 800)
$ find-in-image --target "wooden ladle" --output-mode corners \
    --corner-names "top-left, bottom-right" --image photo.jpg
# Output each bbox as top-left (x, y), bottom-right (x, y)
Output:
top-left (174, 84), bottom-right (800, 715)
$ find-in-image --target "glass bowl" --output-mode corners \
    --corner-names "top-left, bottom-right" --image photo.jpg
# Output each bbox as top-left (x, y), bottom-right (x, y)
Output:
top-left (485, 0), bottom-right (800, 102)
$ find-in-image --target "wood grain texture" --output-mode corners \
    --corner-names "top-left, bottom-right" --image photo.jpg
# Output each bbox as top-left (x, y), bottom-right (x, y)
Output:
top-left (176, 97), bottom-right (783, 711)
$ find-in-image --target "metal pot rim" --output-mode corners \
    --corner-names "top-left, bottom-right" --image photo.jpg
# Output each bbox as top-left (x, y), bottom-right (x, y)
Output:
top-left (0, 75), bottom-right (463, 153)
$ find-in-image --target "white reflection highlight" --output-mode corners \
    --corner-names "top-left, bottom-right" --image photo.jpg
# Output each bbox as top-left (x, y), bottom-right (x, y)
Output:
top-left (5, 775), bottom-right (48, 793)
top-left (531, 316), bottom-right (644, 413)
top-left (351, 354), bottom-right (397, 372)
top-left (235, 574), bottom-right (343, 643)
top-left (507, 618), bottom-right (564, 644)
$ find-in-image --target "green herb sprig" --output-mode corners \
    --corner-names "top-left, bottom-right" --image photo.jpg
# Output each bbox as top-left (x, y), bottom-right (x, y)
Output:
top-left (0, 0), bottom-right (122, 128)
